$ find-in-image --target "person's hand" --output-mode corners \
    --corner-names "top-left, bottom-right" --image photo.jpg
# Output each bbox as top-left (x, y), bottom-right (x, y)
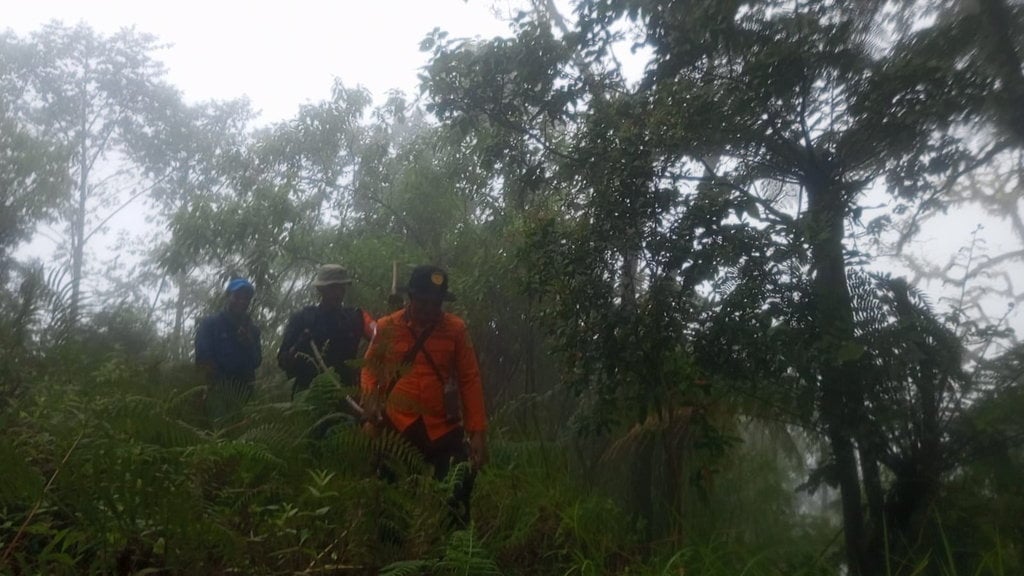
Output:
top-left (280, 330), bottom-right (312, 368)
top-left (467, 430), bottom-right (488, 471)
top-left (359, 391), bottom-right (385, 438)
top-left (361, 421), bottom-right (381, 439)
top-left (361, 391), bottom-right (383, 418)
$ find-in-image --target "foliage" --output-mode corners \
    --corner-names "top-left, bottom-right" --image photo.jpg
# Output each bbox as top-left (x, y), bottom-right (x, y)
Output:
top-left (894, 149), bottom-right (1024, 323)
top-left (0, 112), bottom-right (67, 279)
top-left (1, 22), bottom-right (185, 330)
top-left (2, 10), bottom-right (1023, 576)
top-left (0, 353), bottom-right (847, 576)
top-left (0, 358), bottom-right (477, 574)
top-left (418, 1), bottom-right (1024, 573)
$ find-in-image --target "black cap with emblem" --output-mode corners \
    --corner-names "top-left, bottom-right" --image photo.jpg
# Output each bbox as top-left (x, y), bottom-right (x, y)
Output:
top-left (404, 264), bottom-right (456, 302)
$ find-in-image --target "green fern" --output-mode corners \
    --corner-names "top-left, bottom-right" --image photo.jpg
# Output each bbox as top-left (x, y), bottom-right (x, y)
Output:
top-left (380, 527), bottom-right (502, 576)
top-left (435, 528), bottom-right (502, 575)
top-left (374, 427), bottom-right (432, 478)
top-left (186, 438), bottom-right (286, 469)
top-left (380, 559), bottom-right (434, 576)
top-left (237, 422), bottom-right (306, 452)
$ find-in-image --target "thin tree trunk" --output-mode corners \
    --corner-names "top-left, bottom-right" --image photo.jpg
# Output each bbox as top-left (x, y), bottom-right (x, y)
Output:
top-left (172, 270), bottom-right (188, 361)
top-left (632, 436), bottom-right (656, 541)
top-left (70, 85), bottom-right (89, 330)
top-left (861, 446), bottom-right (886, 555)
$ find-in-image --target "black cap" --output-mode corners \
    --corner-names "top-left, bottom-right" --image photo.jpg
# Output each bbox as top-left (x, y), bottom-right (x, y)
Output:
top-left (405, 264), bottom-right (456, 301)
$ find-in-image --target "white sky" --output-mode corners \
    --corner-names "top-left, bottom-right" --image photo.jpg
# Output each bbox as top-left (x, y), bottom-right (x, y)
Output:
top-left (2, 0), bottom-right (518, 124)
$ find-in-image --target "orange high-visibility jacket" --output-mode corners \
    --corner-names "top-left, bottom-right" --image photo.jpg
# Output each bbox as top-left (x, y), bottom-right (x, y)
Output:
top-left (360, 309), bottom-right (487, 440)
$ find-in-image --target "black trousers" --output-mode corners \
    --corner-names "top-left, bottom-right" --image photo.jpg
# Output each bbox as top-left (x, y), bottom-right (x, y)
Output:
top-left (386, 417), bottom-right (476, 526)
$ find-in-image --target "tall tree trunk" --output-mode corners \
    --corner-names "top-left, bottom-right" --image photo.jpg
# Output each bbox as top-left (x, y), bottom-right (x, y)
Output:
top-left (170, 162), bottom-right (194, 361)
top-left (620, 241), bottom-right (638, 311)
top-left (805, 173), bottom-right (873, 575)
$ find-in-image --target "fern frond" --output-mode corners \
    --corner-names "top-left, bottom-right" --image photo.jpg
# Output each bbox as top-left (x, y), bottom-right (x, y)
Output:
top-left (238, 423), bottom-right (305, 454)
top-left (306, 412), bottom-right (359, 440)
top-left (436, 527), bottom-right (503, 575)
top-left (375, 428), bottom-right (429, 477)
top-left (379, 559), bottom-right (434, 576)
top-left (187, 439), bottom-right (285, 469)
top-left (162, 384), bottom-right (207, 414)
top-left (316, 428), bottom-right (377, 476)
top-left (93, 393), bottom-right (205, 448)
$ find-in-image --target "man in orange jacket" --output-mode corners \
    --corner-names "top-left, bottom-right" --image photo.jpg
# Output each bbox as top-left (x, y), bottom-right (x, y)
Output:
top-left (361, 264), bottom-right (488, 522)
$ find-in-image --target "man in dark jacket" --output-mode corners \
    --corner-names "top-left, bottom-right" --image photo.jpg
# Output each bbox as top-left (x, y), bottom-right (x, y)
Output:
top-left (195, 278), bottom-right (262, 415)
top-left (278, 264), bottom-right (375, 398)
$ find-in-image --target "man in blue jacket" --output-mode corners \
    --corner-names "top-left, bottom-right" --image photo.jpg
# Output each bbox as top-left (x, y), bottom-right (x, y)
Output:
top-left (195, 278), bottom-right (262, 416)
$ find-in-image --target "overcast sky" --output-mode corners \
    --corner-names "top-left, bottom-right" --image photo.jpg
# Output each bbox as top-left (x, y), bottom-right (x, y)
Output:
top-left (3, 0), bottom-right (522, 301)
top-left (2, 0), bottom-right (517, 123)
top-left (5, 0), bottom-right (1021, 337)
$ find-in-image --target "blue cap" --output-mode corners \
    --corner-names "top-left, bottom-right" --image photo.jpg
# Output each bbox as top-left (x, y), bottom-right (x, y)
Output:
top-left (226, 278), bottom-right (255, 294)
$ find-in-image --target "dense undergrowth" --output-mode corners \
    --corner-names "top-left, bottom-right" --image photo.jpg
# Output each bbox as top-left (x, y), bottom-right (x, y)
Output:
top-left (0, 350), bottom-right (1017, 575)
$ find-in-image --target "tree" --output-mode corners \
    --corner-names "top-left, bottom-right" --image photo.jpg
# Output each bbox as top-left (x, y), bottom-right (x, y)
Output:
top-left (421, 1), bottom-right (1012, 572)
top-left (125, 97), bottom-right (257, 359)
top-left (883, 0), bottom-right (1024, 336)
top-left (4, 22), bottom-right (180, 329)
top-left (0, 31), bottom-right (68, 283)
top-left (156, 81), bottom-right (379, 342)
top-left (972, 0), bottom-right (1024, 145)
top-left (896, 151), bottom-right (1024, 333)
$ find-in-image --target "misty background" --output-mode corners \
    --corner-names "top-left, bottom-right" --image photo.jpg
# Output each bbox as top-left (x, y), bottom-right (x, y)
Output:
top-left (2, 1), bottom-right (1023, 575)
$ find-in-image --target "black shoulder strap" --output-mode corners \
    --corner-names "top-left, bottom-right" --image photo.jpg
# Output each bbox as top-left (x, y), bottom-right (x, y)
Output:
top-left (382, 315), bottom-right (438, 396)
top-left (416, 330), bottom-right (447, 387)
top-left (401, 319), bottom-right (437, 366)
top-left (415, 325), bottom-right (460, 423)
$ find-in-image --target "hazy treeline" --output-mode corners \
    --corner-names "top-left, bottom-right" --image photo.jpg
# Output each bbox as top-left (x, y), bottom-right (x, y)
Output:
top-left (2, 1), bottom-right (1023, 574)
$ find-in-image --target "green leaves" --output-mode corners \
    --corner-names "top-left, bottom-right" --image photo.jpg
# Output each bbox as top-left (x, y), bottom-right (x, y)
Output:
top-left (0, 353), bottom-right (479, 573)
top-left (0, 115), bottom-right (67, 269)
top-left (835, 341), bottom-right (865, 363)
top-left (2, 22), bottom-right (185, 331)
top-left (414, 3), bottom-right (1024, 571)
